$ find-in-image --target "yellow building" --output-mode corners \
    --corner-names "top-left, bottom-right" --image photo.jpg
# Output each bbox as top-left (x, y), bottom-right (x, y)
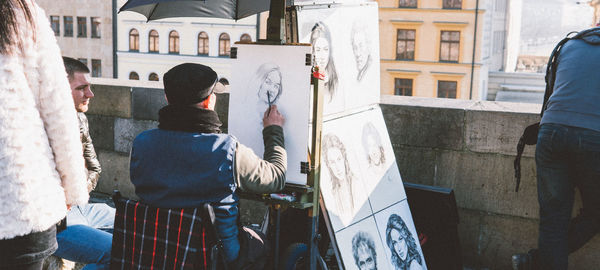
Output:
top-left (377, 0), bottom-right (485, 99)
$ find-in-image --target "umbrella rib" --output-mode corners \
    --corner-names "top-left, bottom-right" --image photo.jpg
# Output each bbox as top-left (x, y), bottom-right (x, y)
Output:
top-left (235, 0), bottom-right (239, 20)
top-left (146, 4), bottom-right (159, 22)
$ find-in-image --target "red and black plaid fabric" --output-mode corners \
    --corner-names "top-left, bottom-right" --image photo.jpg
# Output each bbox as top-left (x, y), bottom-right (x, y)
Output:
top-left (111, 197), bottom-right (218, 270)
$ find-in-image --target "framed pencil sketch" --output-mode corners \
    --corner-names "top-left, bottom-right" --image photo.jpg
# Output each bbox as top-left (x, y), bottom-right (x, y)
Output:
top-left (228, 44), bottom-right (312, 185)
top-left (320, 106), bottom-right (425, 269)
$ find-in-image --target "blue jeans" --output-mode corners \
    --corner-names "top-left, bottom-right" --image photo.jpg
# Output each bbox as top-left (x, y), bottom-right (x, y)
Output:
top-left (536, 123), bottom-right (600, 270)
top-left (66, 203), bottom-right (115, 230)
top-left (54, 203), bottom-right (115, 270)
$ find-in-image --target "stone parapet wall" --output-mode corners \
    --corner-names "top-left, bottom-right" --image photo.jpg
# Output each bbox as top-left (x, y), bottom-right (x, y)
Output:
top-left (86, 82), bottom-right (599, 269)
top-left (381, 95), bottom-right (599, 269)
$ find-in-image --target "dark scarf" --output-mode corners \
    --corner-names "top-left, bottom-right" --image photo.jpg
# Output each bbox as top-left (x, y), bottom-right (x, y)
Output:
top-left (158, 105), bottom-right (222, 134)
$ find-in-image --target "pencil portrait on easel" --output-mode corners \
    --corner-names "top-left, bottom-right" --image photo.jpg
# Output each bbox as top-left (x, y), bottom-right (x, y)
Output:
top-left (228, 44), bottom-right (312, 185)
top-left (251, 62), bottom-right (283, 121)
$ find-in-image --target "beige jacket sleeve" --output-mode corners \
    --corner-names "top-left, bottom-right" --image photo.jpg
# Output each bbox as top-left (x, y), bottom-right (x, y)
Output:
top-left (234, 125), bottom-right (287, 194)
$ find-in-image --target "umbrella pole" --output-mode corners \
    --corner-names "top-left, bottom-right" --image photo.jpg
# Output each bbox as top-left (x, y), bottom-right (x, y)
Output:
top-left (266, 0), bottom-right (286, 44)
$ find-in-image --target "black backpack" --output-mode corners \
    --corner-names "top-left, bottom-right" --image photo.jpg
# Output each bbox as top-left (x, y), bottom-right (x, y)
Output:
top-left (513, 27), bottom-right (600, 192)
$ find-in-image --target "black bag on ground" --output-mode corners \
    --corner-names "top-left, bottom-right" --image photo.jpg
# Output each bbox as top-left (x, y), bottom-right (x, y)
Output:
top-left (233, 226), bottom-right (271, 270)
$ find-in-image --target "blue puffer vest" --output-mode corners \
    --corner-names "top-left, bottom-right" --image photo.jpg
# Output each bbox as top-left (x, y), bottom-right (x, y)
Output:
top-left (130, 129), bottom-right (240, 262)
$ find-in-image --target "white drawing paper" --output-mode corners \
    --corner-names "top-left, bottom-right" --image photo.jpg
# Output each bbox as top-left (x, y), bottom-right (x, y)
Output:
top-left (228, 44), bottom-right (312, 185)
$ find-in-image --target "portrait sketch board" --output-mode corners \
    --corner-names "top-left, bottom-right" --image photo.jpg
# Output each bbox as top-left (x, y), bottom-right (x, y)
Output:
top-left (320, 106), bottom-right (426, 269)
top-left (228, 44), bottom-right (312, 185)
top-left (321, 106), bottom-right (407, 231)
top-left (297, 3), bottom-right (380, 117)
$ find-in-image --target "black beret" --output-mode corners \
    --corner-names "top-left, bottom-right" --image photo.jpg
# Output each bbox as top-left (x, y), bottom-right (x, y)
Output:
top-left (163, 63), bottom-right (218, 105)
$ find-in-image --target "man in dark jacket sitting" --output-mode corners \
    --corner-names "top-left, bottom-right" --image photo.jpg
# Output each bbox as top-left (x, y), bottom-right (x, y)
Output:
top-left (51, 57), bottom-right (114, 269)
top-left (130, 63), bottom-right (287, 267)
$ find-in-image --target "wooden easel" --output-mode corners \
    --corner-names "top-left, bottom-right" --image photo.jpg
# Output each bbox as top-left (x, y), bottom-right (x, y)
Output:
top-left (236, 2), bottom-right (344, 269)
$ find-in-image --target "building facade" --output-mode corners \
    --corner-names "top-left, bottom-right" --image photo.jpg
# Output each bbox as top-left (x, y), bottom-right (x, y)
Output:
top-left (480, 0), bottom-right (520, 72)
top-left (37, 0), bottom-right (114, 78)
top-left (377, 0), bottom-right (486, 100)
top-left (591, 0), bottom-right (600, 25)
top-left (117, 0), bottom-right (257, 83)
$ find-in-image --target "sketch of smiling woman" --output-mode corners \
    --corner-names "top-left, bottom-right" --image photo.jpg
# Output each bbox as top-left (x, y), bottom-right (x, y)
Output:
top-left (249, 62), bottom-right (284, 128)
top-left (254, 62), bottom-right (283, 107)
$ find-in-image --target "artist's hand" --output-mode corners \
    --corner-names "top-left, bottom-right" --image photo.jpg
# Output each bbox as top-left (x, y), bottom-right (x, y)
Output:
top-left (263, 105), bottom-right (285, 128)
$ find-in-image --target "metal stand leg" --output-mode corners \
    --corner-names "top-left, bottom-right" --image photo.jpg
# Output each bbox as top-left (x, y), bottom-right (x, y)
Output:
top-left (274, 204), bottom-right (281, 270)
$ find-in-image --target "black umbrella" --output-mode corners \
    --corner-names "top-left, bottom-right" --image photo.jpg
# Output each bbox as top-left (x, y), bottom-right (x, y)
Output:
top-left (119, 0), bottom-right (272, 21)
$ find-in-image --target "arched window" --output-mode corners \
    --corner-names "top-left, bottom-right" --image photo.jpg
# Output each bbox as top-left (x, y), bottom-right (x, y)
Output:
top-left (168, 30), bottom-right (179, 54)
top-left (240, 33), bottom-right (251, 42)
top-left (198, 32), bottom-right (209, 55)
top-left (219, 33), bottom-right (230, 56)
top-left (148, 30), bottom-right (159, 53)
top-left (129, 71), bottom-right (139, 80)
top-left (129, 29), bottom-right (139, 51)
top-left (149, 72), bottom-right (159, 81)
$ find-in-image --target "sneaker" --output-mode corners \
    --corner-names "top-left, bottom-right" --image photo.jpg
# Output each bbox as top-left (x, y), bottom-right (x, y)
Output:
top-left (512, 253), bottom-right (531, 270)
top-left (511, 249), bottom-right (538, 270)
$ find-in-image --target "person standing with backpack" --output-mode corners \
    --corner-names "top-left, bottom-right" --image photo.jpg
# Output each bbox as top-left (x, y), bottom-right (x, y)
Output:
top-left (512, 27), bottom-right (600, 270)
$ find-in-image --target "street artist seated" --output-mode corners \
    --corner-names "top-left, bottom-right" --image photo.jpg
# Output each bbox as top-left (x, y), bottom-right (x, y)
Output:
top-left (129, 63), bottom-right (287, 268)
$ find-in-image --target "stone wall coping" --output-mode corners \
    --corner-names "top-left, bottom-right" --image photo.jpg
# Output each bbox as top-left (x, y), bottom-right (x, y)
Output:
top-left (381, 95), bottom-right (542, 114)
top-left (91, 77), bottom-right (163, 89)
top-left (489, 71), bottom-right (546, 80)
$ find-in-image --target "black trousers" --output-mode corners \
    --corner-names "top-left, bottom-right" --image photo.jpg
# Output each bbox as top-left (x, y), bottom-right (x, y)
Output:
top-left (0, 225), bottom-right (58, 270)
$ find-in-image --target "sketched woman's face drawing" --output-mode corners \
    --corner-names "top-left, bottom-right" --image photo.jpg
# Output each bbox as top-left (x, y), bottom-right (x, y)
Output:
top-left (362, 122), bottom-right (385, 168)
top-left (313, 36), bottom-right (330, 72)
top-left (365, 135), bottom-right (382, 167)
top-left (326, 147), bottom-right (347, 181)
top-left (256, 68), bottom-right (282, 105)
top-left (390, 228), bottom-right (408, 261)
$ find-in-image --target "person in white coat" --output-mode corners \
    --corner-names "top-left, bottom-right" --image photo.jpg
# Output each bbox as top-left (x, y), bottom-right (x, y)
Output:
top-left (0, 1), bottom-right (89, 269)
